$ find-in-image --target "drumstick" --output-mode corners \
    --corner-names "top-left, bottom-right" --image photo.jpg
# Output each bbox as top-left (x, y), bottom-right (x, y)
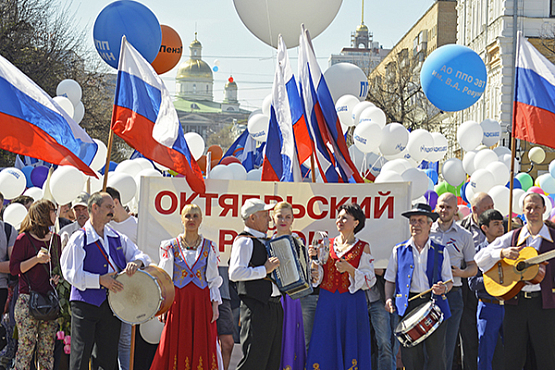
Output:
top-left (408, 279), bottom-right (453, 302)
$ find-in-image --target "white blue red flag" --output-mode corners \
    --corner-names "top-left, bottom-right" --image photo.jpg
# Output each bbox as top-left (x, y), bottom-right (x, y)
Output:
top-left (298, 26), bottom-right (364, 183)
top-left (513, 32), bottom-right (555, 149)
top-left (262, 36), bottom-right (302, 182)
top-left (0, 55), bottom-right (97, 175)
top-left (112, 37), bottom-right (205, 193)
top-left (221, 130), bottom-right (264, 171)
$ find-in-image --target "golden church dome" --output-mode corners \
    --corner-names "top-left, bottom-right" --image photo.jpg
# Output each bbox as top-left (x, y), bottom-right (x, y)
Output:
top-left (225, 77), bottom-right (237, 89)
top-left (190, 39), bottom-right (202, 48)
top-left (356, 24), bottom-right (368, 32)
top-left (176, 59), bottom-right (213, 80)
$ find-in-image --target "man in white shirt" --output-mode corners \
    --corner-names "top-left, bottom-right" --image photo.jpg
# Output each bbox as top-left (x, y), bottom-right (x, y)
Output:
top-left (229, 199), bottom-right (281, 370)
top-left (60, 192), bottom-right (90, 247)
top-left (105, 187), bottom-right (139, 370)
top-left (475, 192), bottom-right (555, 370)
top-left (385, 203), bottom-right (453, 370)
top-left (61, 192), bottom-right (151, 370)
top-left (430, 193), bottom-right (475, 370)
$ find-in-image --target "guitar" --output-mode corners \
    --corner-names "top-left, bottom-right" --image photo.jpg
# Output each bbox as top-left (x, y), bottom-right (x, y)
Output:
top-left (483, 247), bottom-right (555, 300)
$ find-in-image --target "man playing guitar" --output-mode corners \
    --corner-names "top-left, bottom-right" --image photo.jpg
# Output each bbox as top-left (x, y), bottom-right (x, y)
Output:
top-left (475, 192), bottom-right (555, 370)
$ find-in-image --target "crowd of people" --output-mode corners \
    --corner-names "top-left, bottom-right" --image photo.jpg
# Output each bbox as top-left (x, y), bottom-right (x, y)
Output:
top-left (0, 187), bottom-right (552, 370)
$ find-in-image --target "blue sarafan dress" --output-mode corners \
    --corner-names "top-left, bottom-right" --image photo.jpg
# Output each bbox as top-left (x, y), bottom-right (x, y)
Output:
top-left (306, 238), bottom-right (376, 370)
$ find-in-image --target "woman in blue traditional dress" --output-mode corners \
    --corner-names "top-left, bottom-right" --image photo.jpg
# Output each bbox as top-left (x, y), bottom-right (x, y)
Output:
top-left (306, 203), bottom-right (376, 370)
top-left (272, 201), bottom-right (307, 370)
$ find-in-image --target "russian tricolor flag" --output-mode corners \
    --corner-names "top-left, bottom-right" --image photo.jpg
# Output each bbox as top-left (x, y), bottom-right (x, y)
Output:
top-left (112, 37), bottom-right (205, 193)
top-left (0, 55), bottom-right (97, 176)
top-left (513, 32), bottom-right (555, 149)
top-left (298, 26), bottom-right (363, 183)
top-left (261, 36), bottom-right (302, 182)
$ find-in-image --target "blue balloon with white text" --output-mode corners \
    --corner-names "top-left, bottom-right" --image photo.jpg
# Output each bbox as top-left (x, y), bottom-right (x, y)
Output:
top-left (93, 0), bottom-right (162, 69)
top-left (420, 44), bottom-right (487, 112)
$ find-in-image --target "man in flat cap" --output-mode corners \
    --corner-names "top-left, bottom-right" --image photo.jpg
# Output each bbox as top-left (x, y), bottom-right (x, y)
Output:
top-left (229, 199), bottom-right (281, 370)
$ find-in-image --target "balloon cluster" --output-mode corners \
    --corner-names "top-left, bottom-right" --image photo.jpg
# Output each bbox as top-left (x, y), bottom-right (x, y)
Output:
top-left (54, 80), bottom-right (85, 124)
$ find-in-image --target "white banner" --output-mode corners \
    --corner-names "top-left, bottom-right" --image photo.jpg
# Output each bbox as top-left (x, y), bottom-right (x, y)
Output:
top-left (137, 178), bottom-right (412, 268)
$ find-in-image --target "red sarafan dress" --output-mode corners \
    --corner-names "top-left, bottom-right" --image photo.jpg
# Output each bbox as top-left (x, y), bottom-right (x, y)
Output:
top-left (150, 236), bottom-right (222, 370)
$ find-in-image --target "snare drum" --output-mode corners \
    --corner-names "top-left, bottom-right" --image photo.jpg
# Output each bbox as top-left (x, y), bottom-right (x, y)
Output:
top-left (108, 265), bottom-right (175, 325)
top-left (394, 301), bottom-right (444, 347)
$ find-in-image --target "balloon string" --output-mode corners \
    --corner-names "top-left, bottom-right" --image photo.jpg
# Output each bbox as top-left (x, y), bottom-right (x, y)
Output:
top-left (264, 0), bottom-right (274, 48)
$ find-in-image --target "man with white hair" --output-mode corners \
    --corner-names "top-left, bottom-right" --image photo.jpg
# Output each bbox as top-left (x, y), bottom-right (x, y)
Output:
top-left (60, 192), bottom-right (90, 247)
top-left (229, 199), bottom-right (281, 370)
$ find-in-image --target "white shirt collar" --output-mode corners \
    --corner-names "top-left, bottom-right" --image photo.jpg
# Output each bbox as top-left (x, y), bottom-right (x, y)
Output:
top-left (517, 224), bottom-right (553, 245)
top-left (84, 220), bottom-right (119, 243)
top-left (408, 237), bottom-right (431, 253)
top-left (244, 226), bottom-right (267, 238)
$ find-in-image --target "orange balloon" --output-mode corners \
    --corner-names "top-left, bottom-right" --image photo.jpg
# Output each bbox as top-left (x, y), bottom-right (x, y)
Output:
top-left (220, 156), bottom-right (242, 165)
top-left (207, 145), bottom-right (223, 161)
top-left (197, 155), bottom-right (207, 173)
top-left (151, 25), bottom-right (183, 75)
top-left (210, 159), bottom-right (220, 168)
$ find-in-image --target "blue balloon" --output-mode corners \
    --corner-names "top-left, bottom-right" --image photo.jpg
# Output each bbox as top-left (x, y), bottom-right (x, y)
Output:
top-left (506, 178), bottom-right (522, 189)
top-left (212, 66), bottom-right (219, 72)
top-left (425, 169), bottom-right (439, 185)
top-left (21, 166), bottom-right (34, 188)
top-left (421, 44), bottom-right (487, 112)
top-left (30, 166), bottom-right (49, 188)
top-left (93, 1), bottom-right (162, 69)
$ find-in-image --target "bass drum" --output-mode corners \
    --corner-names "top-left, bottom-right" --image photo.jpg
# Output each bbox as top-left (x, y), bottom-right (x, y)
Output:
top-left (394, 301), bottom-right (444, 347)
top-left (108, 265), bottom-right (175, 325)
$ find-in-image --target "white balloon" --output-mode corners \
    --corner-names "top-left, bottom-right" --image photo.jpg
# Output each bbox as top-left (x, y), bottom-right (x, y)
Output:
top-left (379, 123), bottom-right (409, 156)
top-left (529, 147), bottom-right (546, 164)
top-left (427, 132), bottom-right (448, 162)
top-left (262, 94), bottom-right (272, 116)
top-left (406, 129), bottom-right (434, 163)
top-left (462, 151), bottom-right (478, 176)
top-left (481, 119), bottom-right (501, 146)
top-left (539, 173), bottom-right (555, 194)
top-left (23, 187), bottom-right (43, 201)
top-left (383, 148), bottom-right (407, 161)
top-left (233, 0), bottom-right (341, 48)
top-left (366, 152), bottom-right (387, 178)
top-left (53, 96), bottom-right (74, 118)
top-left (90, 139), bottom-right (108, 172)
top-left (139, 318), bottom-right (165, 345)
top-left (488, 185), bottom-right (510, 216)
top-left (473, 149), bottom-right (498, 171)
top-left (335, 95), bottom-right (360, 127)
top-left (134, 169), bottom-right (162, 199)
top-left (115, 160), bottom-right (143, 178)
top-left (358, 106), bottom-right (386, 128)
top-left (248, 109), bottom-right (263, 121)
top-left (375, 170), bottom-right (403, 183)
top-left (246, 168), bottom-right (262, 181)
top-left (512, 189), bottom-right (526, 214)
top-left (352, 101), bottom-right (375, 127)
top-left (469, 169), bottom-right (495, 194)
top-left (227, 163), bottom-right (248, 181)
top-left (3, 203), bottom-right (28, 229)
top-left (486, 161), bottom-right (510, 186)
top-left (324, 62), bottom-right (369, 103)
top-left (247, 114), bottom-right (269, 142)
top-left (442, 158), bottom-right (466, 187)
top-left (184, 132), bottom-right (205, 161)
top-left (73, 101), bottom-right (85, 124)
top-left (56, 79), bottom-right (82, 106)
top-left (499, 153), bottom-right (520, 173)
top-left (381, 159), bottom-right (411, 175)
top-left (457, 121), bottom-right (484, 152)
top-left (50, 166), bottom-right (86, 205)
top-left (493, 146), bottom-right (511, 158)
top-left (106, 173), bottom-right (136, 204)
top-left (542, 194), bottom-right (553, 220)
top-left (353, 122), bottom-right (382, 154)
top-left (210, 165), bottom-right (234, 180)
top-left (402, 168), bottom-right (429, 200)
top-left (465, 182), bottom-right (476, 203)
top-left (133, 158), bottom-right (154, 171)
top-left (0, 168), bottom-right (26, 199)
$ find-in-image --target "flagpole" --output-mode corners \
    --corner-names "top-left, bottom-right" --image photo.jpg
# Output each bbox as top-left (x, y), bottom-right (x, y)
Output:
top-left (310, 153), bottom-right (316, 182)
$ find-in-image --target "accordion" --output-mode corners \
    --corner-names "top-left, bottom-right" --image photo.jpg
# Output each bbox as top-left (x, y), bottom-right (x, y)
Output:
top-left (266, 235), bottom-right (313, 299)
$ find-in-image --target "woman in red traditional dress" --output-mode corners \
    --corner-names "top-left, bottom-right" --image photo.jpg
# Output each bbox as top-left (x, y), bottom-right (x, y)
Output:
top-left (306, 203), bottom-right (376, 370)
top-left (150, 204), bottom-right (222, 370)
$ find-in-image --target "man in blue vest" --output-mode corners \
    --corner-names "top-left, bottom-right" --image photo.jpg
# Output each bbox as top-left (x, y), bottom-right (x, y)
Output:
top-left (475, 192), bottom-right (555, 370)
top-left (385, 203), bottom-right (453, 370)
top-left (61, 192), bottom-right (151, 370)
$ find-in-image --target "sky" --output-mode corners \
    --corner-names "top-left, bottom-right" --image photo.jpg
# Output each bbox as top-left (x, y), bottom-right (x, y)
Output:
top-left (61, 0), bottom-right (435, 110)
